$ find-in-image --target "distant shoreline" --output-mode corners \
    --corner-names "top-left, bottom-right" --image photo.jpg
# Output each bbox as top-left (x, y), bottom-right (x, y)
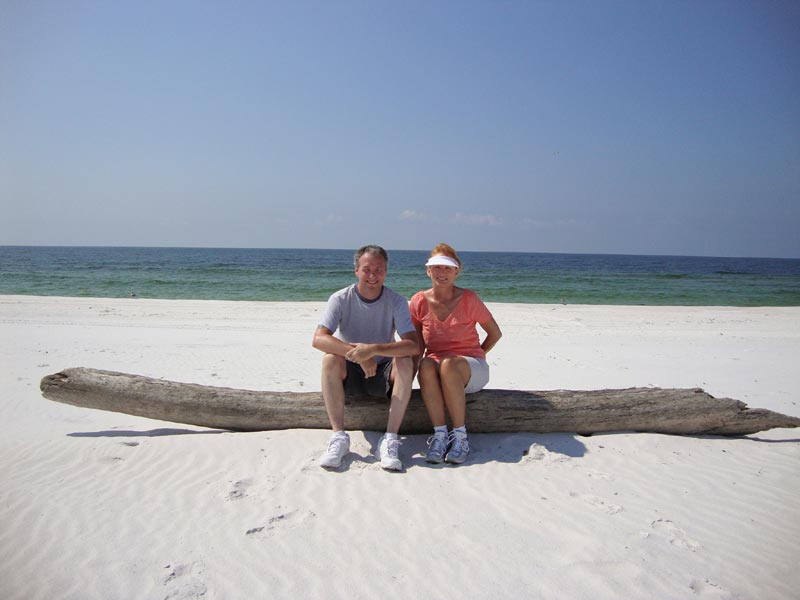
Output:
top-left (2, 246), bottom-right (798, 306)
top-left (5, 294), bottom-right (800, 312)
top-left (2, 244), bottom-right (799, 261)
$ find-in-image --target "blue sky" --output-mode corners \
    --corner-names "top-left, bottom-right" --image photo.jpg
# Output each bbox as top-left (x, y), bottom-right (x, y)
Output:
top-left (1, 1), bottom-right (798, 257)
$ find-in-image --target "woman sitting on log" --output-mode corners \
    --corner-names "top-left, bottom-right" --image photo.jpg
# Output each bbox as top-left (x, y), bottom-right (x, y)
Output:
top-left (410, 243), bottom-right (503, 464)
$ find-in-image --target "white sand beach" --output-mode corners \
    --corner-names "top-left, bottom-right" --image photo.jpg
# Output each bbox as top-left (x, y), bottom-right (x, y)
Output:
top-left (1, 295), bottom-right (798, 600)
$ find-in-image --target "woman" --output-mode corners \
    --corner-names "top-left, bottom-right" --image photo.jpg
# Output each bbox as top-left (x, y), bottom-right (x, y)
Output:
top-left (410, 243), bottom-right (502, 464)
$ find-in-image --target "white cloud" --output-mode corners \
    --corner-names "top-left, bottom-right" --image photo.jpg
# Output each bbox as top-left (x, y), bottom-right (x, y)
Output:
top-left (400, 210), bottom-right (505, 226)
top-left (399, 210), bottom-right (436, 222)
top-left (521, 217), bottom-right (550, 228)
top-left (452, 212), bottom-right (503, 226)
top-left (521, 217), bottom-right (578, 230)
top-left (318, 214), bottom-right (345, 226)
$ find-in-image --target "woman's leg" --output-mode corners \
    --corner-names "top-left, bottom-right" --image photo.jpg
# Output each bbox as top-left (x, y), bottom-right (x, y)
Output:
top-left (417, 357), bottom-right (447, 427)
top-left (439, 356), bottom-right (472, 429)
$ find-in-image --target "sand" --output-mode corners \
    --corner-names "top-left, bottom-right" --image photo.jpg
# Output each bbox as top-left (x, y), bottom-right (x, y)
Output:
top-left (1, 295), bottom-right (798, 600)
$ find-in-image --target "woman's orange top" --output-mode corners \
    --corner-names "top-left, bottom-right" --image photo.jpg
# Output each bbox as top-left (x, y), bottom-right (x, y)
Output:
top-left (409, 288), bottom-right (493, 362)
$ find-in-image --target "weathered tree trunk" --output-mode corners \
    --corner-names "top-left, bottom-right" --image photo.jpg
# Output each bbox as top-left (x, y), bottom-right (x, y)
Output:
top-left (40, 368), bottom-right (800, 436)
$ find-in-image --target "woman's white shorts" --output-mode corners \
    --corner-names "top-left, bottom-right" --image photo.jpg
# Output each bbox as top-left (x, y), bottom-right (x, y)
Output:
top-left (463, 356), bottom-right (490, 394)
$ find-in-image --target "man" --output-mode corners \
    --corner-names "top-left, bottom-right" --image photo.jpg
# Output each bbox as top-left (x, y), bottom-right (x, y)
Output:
top-left (312, 245), bottom-right (419, 471)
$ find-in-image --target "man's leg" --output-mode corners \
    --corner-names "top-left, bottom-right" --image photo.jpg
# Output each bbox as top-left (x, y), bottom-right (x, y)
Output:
top-left (319, 353), bottom-right (351, 469)
top-left (321, 353), bottom-right (347, 431)
top-left (385, 356), bottom-right (414, 434)
top-left (377, 356), bottom-right (414, 471)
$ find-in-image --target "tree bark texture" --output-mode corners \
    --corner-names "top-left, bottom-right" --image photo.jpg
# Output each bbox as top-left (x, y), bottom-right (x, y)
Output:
top-left (40, 368), bottom-right (800, 436)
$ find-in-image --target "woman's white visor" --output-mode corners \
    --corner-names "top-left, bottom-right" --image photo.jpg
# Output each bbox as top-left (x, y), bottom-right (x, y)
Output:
top-left (425, 255), bottom-right (460, 268)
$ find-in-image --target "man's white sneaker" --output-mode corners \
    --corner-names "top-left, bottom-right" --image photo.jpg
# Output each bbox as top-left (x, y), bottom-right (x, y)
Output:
top-left (319, 432), bottom-right (350, 469)
top-left (378, 436), bottom-right (403, 471)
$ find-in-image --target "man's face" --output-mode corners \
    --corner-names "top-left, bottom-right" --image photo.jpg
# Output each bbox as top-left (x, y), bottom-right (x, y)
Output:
top-left (355, 252), bottom-right (387, 296)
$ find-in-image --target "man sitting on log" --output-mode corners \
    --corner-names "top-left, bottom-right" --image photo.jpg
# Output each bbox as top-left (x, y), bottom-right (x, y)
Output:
top-left (312, 245), bottom-right (420, 471)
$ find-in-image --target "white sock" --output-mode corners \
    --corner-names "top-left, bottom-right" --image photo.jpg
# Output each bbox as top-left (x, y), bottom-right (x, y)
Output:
top-left (433, 426), bottom-right (448, 437)
top-left (332, 430), bottom-right (348, 438)
top-left (385, 432), bottom-right (399, 441)
top-left (452, 426), bottom-right (467, 438)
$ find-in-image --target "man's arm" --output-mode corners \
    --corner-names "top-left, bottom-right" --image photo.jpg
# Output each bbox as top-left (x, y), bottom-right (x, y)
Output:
top-left (344, 330), bottom-right (420, 364)
top-left (312, 325), bottom-right (355, 357)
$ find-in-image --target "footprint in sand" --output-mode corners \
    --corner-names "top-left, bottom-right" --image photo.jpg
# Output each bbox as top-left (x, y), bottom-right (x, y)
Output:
top-left (98, 455), bottom-right (125, 464)
top-left (245, 514), bottom-right (289, 538)
top-left (647, 519), bottom-right (701, 552)
top-left (98, 441), bottom-right (141, 463)
top-left (580, 469), bottom-right (613, 480)
top-left (689, 578), bottom-right (737, 598)
top-left (226, 476), bottom-right (278, 500)
top-left (226, 478), bottom-right (253, 501)
top-left (162, 562), bottom-right (207, 599)
top-left (569, 492), bottom-right (623, 514)
top-left (245, 510), bottom-right (316, 538)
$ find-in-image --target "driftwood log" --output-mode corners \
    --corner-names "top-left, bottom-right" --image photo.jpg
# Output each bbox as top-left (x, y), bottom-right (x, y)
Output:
top-left (40, 368), bottom-right (800, 436)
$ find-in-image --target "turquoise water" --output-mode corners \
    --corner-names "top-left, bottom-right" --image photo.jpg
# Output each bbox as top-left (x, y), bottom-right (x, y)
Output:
top-left (1, 246), bottom-right (799, 306)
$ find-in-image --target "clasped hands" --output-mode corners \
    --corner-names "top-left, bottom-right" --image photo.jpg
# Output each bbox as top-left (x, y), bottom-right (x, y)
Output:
top-left (345, 343), bottom-right (378, 377)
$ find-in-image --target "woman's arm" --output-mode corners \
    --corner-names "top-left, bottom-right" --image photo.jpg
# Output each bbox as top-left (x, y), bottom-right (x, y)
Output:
top-left (479, 317), bottom-right (502, 354)
top-left (411, 321), bottom-right (427, 372)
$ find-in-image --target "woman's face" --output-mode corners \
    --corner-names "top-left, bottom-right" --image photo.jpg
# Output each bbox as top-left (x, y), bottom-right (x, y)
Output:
top-left (427, 261), bottom-right (459, 286)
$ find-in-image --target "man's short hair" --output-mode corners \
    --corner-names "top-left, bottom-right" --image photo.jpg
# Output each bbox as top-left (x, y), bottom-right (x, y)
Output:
top-left (354, 245), bottom-right (389, 268)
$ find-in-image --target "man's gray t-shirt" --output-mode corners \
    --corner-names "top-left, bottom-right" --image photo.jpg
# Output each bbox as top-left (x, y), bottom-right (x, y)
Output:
top-left (319, 284), bottom-right (414, 364)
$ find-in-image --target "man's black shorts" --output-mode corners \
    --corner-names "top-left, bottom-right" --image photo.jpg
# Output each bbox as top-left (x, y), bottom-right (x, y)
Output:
top-left (344, 360), bottom-right (393, 398)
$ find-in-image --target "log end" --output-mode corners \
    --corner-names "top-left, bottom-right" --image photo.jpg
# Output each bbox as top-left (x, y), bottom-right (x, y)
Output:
top-left (704, 406), bottom-right (800, 436)
top-left (40, 370), bottom-right (72, 398)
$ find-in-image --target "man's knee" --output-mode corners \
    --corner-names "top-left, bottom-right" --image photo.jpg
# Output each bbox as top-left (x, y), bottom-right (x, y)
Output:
top-left (321, 353), bottom-right (346, 379)
top-left (393, 356), bottom-right (414, 381)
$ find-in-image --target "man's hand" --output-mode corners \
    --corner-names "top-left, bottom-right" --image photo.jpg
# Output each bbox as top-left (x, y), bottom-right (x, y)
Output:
top-left (346, 344), bottom-right (378, 378)
top-left (345, 343), bottom-right (375, 365)
top-left (358, 357), bottom-right (377, 378)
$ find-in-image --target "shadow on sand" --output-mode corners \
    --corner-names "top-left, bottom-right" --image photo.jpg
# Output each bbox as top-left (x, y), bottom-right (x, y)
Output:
top-left (68, 428), bottom-right (228, 438)
top-left (351, 431), bottom-right (588, 472)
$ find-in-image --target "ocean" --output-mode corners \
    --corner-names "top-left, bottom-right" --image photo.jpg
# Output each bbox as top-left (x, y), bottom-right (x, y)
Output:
top-left (1, 246), bottom-right (799, 306)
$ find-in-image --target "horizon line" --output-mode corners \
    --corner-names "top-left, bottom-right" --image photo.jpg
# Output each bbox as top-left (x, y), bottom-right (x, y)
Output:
top-left (1, 244), bottom-right (798, 261)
